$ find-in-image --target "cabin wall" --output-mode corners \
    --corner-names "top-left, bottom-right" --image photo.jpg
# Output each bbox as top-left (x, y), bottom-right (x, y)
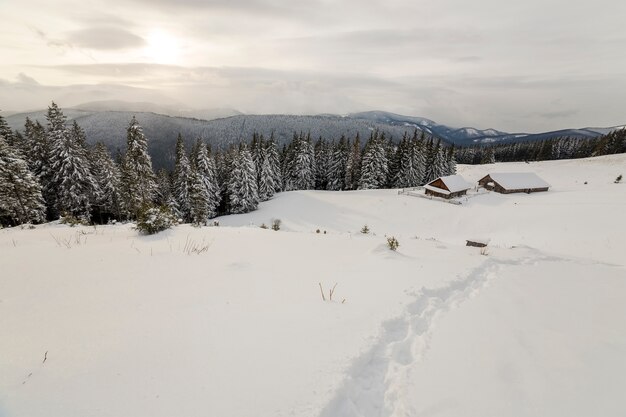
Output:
top-left (425, 189), bottom-right (452, 199)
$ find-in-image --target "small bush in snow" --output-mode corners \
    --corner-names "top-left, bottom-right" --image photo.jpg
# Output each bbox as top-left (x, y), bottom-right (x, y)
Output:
top-left (260, 223), bottom-right (268, 229)
top-left (615, 174), bottom-right (622, 183)
top-left (387, 236), bottom-right (399, 251)
top-left (361, 224), bottom-right (370, 234)
top-left (135, 205), bottom-right (177, 235)
top-left (271, 219), bottom-right (281, 231)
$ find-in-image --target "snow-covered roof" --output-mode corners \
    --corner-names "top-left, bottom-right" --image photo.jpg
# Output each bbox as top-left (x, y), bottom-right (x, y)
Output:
top-left (486, 173), bottom-right (550, 190)
top-left (427, 175), bottom-right (473, 193)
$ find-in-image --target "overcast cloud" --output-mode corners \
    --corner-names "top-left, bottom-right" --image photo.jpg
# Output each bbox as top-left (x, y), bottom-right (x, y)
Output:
top-left (1, 0), bottom-right (625, 132)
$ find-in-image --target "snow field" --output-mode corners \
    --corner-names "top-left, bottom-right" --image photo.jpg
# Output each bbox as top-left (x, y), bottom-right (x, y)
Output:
top-left (1, 153), bottom-right (625, 417)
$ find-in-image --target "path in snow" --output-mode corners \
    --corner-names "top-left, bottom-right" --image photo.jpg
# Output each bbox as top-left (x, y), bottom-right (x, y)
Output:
top-left (318, 247), bottom-right (615, 417)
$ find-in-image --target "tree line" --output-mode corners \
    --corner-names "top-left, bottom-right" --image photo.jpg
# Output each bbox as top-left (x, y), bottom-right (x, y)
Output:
top-left (0, 102), bottom-right (461, 227)
top-left (455, 131), bottom-right (626, 165)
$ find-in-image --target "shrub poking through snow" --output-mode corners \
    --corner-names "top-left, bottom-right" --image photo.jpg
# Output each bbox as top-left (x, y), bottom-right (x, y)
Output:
top-left (135, 205), bottom-right (177, 235)
top-left (260, 223), bottom-right (268, 229)
top-left (361, 224), bottom-right (370, 234)
top-left (615, 174), bottom-right (622, 183)
top-left (387, 236), bottom-right (399, 251)
top-left (271, 219), bottom-right (281, 231)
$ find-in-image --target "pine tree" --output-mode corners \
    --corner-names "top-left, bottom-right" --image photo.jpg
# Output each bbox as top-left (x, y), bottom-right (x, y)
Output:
top-left (0, 114), bottom-right (14, 146)
top-left (327, 135), bottom-right (348, 190)
top-left (90, 142), bottom-right (122, 221)
top-left (228, 145), bottom-right (259, 214)
top-left (155, 168), bottom-right (181, 219)
top-left (23, 118), bottom-right (54, 218)
top-left (314, 137), bottom-right (330, 190)
top-left (216, 146), bottom-right (236, 214)
top-left (446, 145), bottom-right (457, 175)
top-left (345, 134), bottom-right (362, 190)
top-left (120, 116), bottom-right (157, 218)
top-left (188, 169), bottom-right (210, 226)
top-left (433, 144), bottom-right (447, 179)
top-left (193, 141), bottom-right (220, 218)
top-left (358, 132), bottom-right (388, 189)
top-left (291, 133), bottom-right (315, 190)
top-left (395, 131), bottom-right (426, 187)
top-left (48, 104), bottom-right (98, 221)
top-left (266, 134), bottom-right (282, 192)
top-left (172, 134), bottom-right (191, 221)
top-left (257, 138), bottom-right (277, 201)
top-left (0, 136), bottom-right (46, 225)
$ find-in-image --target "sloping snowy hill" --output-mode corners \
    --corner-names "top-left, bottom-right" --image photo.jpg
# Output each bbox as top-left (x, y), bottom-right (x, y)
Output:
top-left (1, 154), bottom-right (625, 417)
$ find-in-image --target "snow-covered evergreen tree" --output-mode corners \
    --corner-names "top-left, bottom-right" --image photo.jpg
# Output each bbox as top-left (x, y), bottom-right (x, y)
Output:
top-left (48, 105), bottom-right (98, 220)
top-left (290, 134), bottom-right (315, 190)
top-left (345, 134), bottom-right (361, 190)
top-left (446, 145), bottom-right (457, 175)
top-left (227, 145), bottom-right (259, 214)
top-left (193, 141), bottom-right (220, 218)
top-left (0, 136), bottom-right (46, 225)
top-left (120, 117), bottom-right (157, 218)
top-left (155, 168), bottom-right (181, 219)
top-left (188, 169), bottom-right (210, 226)
top-left (216, 147), bottom-right (235, 214)
top-left (266, 135), bottom-right (282, 192)
top-left (395, 131), bottom-right (426, 187)
top-left (314, 137), bottom-right (330, 190)
top-left (423, 139), bottom-right (447, 183)
top-left (172, 134), bottom-right (191, 221)
top-left (326, 135), bottom-right (348, 191)
top-left (358, 132), bottom-right (388, 189)
top-left (90, 142), bottom-right (122, 220)
top-left (257, 139), bottom-right (277, 201)
top-left (0, 114), bottom-right (14, 146)
top-left (280, 133), bottom-right (314, 191)
top-left (23, 118), bottom-right (54, 218)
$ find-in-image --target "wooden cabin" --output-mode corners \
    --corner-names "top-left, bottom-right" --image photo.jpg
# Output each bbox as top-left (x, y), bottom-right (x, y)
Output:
top-left (424, 175), bottom-right (472, 199)
top-left (478, 172), bottom-right (550, 194)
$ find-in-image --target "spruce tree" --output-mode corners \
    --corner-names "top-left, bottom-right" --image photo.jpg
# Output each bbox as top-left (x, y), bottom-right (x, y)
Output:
top-left (188, 169), bottom-right (210, 226)
top-left (358, 132), bottom-right (388, 189)
top-left (193, 141), bottom-right (220, 218)
top-left (90, 142), bottom-right (122, 221)
top-left (266, 134), bottom-right (282, 192)
top-left (227, 145), bottom-right (259, 214)
top-left (120, 116), bottom-right (156, 218)
top-left (172, 134), bottom-right (191, 221)
top-left (48, 104), bottom-right (98, 220)
top-left (257, 139), bottom-right (277, 201)
top-left (327, 135), bottom-right (348, 190)
top-left (395, 131), bottom-right (426, 187)
top-left (155, 168), bottom-right (181, 219)
top-left (345, 134), bottom-right (362, 190)
top-left (446, 145), bottom-right (457, 175)
top-left (314, 137), bottom-right (330, 190)
top-left (0, 114), bottom-right (14, 146)
top-left (0, 136), bottom-right (46, 225)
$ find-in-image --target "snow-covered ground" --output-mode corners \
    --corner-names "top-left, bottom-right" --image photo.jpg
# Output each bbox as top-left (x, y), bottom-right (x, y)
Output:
top-left (1, 154), bottom-right (625, 417)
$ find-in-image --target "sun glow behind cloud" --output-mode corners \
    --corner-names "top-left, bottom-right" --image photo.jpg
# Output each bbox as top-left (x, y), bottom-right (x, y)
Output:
top-left (143, 30), bottom-right (181, 64)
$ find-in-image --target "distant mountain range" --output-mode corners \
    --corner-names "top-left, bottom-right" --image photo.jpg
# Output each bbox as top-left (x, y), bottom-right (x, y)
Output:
top-left (348, 111), bottom-right (625, 145)
top-left (4, 103), bottom-right (624, 170)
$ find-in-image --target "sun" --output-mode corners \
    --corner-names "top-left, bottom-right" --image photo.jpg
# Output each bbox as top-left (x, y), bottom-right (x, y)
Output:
top-left (144, 30), bottom-right (180, 64)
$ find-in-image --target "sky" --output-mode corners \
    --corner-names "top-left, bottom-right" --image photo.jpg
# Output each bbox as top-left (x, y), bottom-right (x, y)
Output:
top-left (1, 0), bottom-right (626, 132)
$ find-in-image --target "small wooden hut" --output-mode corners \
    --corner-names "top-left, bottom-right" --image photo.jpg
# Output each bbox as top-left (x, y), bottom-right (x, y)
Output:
top-left (478, 172), bottom-right (550, 194)
top-left (424, 175), bottom-right (472, 199)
